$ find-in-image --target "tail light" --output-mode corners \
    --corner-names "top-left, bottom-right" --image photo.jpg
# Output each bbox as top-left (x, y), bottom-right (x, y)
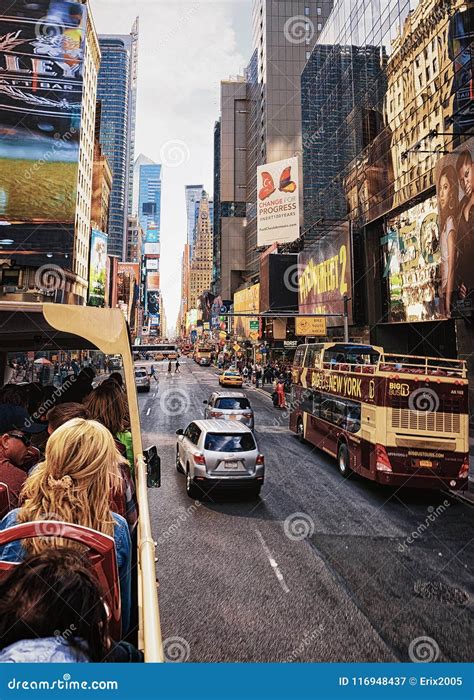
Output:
top-left (375, 444), bottom-right (392, 473)
top-left (194, 453), bottom-right (206, 465)
top-left (458, 456), bottom-right (469, 479)
top-left (256, 454), bottom-right (265, 465)
top-left (209, 411), bottom-right (223, 418)
top-left (243, 412), bottom-right (253, 419)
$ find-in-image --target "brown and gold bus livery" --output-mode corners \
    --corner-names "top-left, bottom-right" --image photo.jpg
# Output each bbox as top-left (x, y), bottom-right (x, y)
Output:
top-left (289, 343), bottom-right (469, 491)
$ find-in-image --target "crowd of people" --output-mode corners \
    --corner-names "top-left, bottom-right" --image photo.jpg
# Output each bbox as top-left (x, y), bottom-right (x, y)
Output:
top-left (0, 368), bottom-right (142, 663)
top-left (222, 359), bottom-right (293, 409)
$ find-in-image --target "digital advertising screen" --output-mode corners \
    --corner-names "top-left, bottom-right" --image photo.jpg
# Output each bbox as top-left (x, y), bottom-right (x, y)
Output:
top-left (0, 0), bottom-right (87, 223)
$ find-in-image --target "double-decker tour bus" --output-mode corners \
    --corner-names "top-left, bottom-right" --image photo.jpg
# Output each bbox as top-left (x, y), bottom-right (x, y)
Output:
top-left (289, 342), bottom-right (469, 491)
top-left (0, 303), bottom-right (164, 661)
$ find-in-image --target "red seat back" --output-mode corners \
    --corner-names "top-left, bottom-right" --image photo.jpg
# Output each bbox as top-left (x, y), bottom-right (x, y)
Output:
top-left (0, 521), bottom-right (121, 640)
top-left (0, 483), bottom-right (10, 520)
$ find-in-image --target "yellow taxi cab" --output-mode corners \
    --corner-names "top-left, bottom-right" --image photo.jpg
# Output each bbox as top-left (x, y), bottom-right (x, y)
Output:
top-left (219, 370), bottom-right (243, 387)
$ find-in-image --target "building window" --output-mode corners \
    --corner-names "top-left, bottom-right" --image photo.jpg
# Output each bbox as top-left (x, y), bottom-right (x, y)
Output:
top-left (306, 51), bottom-right (311, 60)
top-left (304, 7), bottom-right (310, 15)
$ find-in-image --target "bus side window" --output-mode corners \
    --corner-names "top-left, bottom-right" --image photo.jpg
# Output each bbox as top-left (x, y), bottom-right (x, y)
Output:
top-left (294, 346), bottom-right (306, 368)
top-left (312, 391), bottom-right (321, 417)
top-left (332, 401), bottom-right (346, 427)
top-left (320, 398), bottom-right (334, 422)
top-left (346, 402), bottom-right (361, 433)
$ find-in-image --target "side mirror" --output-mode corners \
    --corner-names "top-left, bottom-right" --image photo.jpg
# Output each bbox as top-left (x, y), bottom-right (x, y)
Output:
top-left (176, 428), bottom-right (184, 436)
top-left (144, 445), bottom-right (161, 488)
top-left (203, 400), bottom-right (208, 405)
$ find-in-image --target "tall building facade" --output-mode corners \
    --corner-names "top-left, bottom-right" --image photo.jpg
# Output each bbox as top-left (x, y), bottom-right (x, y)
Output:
top-left (97, 21), bottom-right (138, 259)
top-left (244, 0), bottom-right (334, 275)
top-left (137, 160), bottom-right (162, 242)
top-left (214, 78), bottom-right (248, 299)
top-left (185, 185), bottom-right (204, 259)
top-left (300, 0), bottom-right (473, 392)
top-left (189, 192), bottom-right (213, 310)
top-left (0, 0), bottom-right (100, 305)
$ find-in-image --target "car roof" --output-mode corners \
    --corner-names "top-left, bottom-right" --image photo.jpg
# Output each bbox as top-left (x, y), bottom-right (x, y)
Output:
top-left (191, 419), bottom-right (251, 433)
top-left (212, 391), bottom-right (247, 398)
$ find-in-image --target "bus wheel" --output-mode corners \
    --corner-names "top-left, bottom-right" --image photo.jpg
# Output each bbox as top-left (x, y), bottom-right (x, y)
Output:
top-left (186, 468), bottom-right (200, 499)
top-left (296, 418), bottom-right (305, 443)
top-left (176, 449), bottom-right (184, 473)
top-left (337, 443), bottom-right (351, 478)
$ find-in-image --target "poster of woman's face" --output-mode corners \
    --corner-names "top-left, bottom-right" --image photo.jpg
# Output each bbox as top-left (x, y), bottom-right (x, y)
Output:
top-left (435, 137), bottom-right (474, 318)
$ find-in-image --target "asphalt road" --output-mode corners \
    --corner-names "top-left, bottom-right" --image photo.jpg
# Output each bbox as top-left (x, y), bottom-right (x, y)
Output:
top-left (138, 357), bottom-right (473, 663)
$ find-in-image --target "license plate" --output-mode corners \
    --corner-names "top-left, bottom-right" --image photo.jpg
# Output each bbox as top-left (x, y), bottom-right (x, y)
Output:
top-left (229, 415), bottom-right (237, 420)
top-left (418, 460), bottom-right (433, 468)
top-left (223, 461), bottom-right (240, 470)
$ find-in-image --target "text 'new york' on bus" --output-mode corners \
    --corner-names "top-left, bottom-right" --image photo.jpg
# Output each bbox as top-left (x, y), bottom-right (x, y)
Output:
top-left (289, 342), bottom-right (469, 491)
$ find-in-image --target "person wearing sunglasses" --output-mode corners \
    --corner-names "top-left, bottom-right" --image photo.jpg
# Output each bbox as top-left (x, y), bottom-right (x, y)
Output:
top-left (0, 405), bottom-right (46, 511)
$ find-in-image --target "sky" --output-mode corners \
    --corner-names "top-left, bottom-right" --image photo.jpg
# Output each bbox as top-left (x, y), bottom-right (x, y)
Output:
top-left (90, 0), bottom-right (254, 334)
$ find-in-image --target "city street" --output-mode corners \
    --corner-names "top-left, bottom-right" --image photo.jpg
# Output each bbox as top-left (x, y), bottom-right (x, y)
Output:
top-left (138, 358), bottom-right (473, 663)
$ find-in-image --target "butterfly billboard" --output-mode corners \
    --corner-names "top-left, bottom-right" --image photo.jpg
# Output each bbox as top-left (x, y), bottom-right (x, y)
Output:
top-left (257, 157), bottom-right (300, 246)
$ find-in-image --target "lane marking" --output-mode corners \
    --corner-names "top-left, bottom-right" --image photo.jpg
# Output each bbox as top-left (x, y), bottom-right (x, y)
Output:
top-left (255, 529), bottom-right (290, 594)
top-left (146, 408), bottom-right (151, 416)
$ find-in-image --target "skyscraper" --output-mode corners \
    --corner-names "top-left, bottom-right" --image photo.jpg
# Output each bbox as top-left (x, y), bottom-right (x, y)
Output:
top-left (244, 0), bottom-right (333, 274)
top-left (185, 185), bottom-right (204, 259)
top-left (137, 159), bottom-right (162, 243)
top-left (189, 192), bottom-right (213, 310)
top-left (97, 20), bottom-right (138, 259)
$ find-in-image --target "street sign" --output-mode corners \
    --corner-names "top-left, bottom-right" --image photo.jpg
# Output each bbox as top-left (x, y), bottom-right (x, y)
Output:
top-left (249, 320), bottom-right (259, 331)
top-left (295, 317), bottom-right (327, 336)
top-left (233, 344), bottom-right (240, 352)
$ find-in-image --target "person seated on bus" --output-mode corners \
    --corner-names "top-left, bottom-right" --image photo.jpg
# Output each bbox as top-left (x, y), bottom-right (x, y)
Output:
top-left (0, 384), bottom-right (29, 409)
top-left (47, 402), bottom-right (91, 435)
top-left (0, 418), bottom-right (132, 635)
top-left (84, 385), bottom-right (137, 531)
top-left (108, 372), bottom-right (125, 390)
top-left (0, 549), bottom-right (143, 663)
top-left (57, 367), bottom-right (95, 405)
top-left (0, 405), bottom-right (46, 510)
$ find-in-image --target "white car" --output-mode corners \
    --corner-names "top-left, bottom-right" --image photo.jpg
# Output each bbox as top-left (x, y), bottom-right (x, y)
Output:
top-left (175, 420), bottom-right (264, 499)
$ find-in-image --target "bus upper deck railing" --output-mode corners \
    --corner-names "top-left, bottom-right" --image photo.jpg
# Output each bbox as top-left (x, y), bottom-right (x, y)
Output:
top-left (318, 355), bottom-right (467, 379)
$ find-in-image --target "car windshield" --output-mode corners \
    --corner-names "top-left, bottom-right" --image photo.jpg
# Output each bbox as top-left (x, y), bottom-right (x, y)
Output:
top-left (215, 398), bottom-right (250, 410)
top-left (225, 372), bottom-right (240, 377)
top-left (204, 433), bottom-right (256, 452)
top-left (135, 371), bottom-right (147, 378)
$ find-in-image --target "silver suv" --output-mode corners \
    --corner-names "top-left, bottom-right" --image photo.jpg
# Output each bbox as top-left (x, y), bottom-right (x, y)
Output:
top-left (176, 420), bottom-right (264, 499)
top-left (134, 368), bottom-right (151, 392)
top-left (203, 391), bottom-right (254, 429)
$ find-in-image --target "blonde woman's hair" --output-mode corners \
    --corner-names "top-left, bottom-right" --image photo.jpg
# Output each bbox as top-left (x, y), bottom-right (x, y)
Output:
top-left (19, 418), bottom-right (122, 555)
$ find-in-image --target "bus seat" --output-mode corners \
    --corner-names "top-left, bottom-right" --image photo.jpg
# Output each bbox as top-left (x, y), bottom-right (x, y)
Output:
top-left (0, 521), bottom-right (121, 640)
top-left (362, 366), bottom-right (375, 374)
top-left (0, 483), bottom-right (10, 520)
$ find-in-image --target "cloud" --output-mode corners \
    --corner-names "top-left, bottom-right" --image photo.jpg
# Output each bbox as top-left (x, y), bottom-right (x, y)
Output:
top-left (90, 0), bottom-right (251, 332)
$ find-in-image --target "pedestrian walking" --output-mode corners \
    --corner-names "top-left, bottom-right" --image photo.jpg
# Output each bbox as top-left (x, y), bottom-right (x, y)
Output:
top-left (167, 360), bottom-right (172, 376)
top-left (276, 378), bottom-right (286, 409)
top-left (242, 366), bottom-right (249, 384)
top-left (175, 359), bottom-right (180, 373)
top-left (150, 365), bottom-right (158, 382)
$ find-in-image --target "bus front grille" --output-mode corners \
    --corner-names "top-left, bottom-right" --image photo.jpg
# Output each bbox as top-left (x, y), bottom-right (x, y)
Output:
top-left (391, 408), bottom-right (461, 434)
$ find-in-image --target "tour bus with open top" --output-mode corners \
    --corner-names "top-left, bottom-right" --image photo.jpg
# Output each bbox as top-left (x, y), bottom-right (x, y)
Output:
top-left (0, 302), bottom-right (164, 662)
top-left (290, 342), bottom-right (469, 491)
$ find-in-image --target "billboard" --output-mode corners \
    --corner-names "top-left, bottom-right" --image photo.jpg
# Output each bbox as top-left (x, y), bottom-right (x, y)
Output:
top-left (144, 242), bottom-right (160, 255)
top-left (88, 229), bottom-right (107, 307)
top-left (298, 223), bottom-right (352, 327)
top-left (384, 198), bottom-right (440, 322)
top-left (146, 258), bottom-right (159, 271)
top-left (0, 0), bottom-right (87, 223)
top-left (147, 272), bottom-right (160, 291)
top-left (435, 137), bottom-right (474, 319)
top-left (234, 284), bottom-right (260, 340)
top-left (147, 291), bottom-right (160, 315)
top-left (257, 157), bottom-right (299, 246)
